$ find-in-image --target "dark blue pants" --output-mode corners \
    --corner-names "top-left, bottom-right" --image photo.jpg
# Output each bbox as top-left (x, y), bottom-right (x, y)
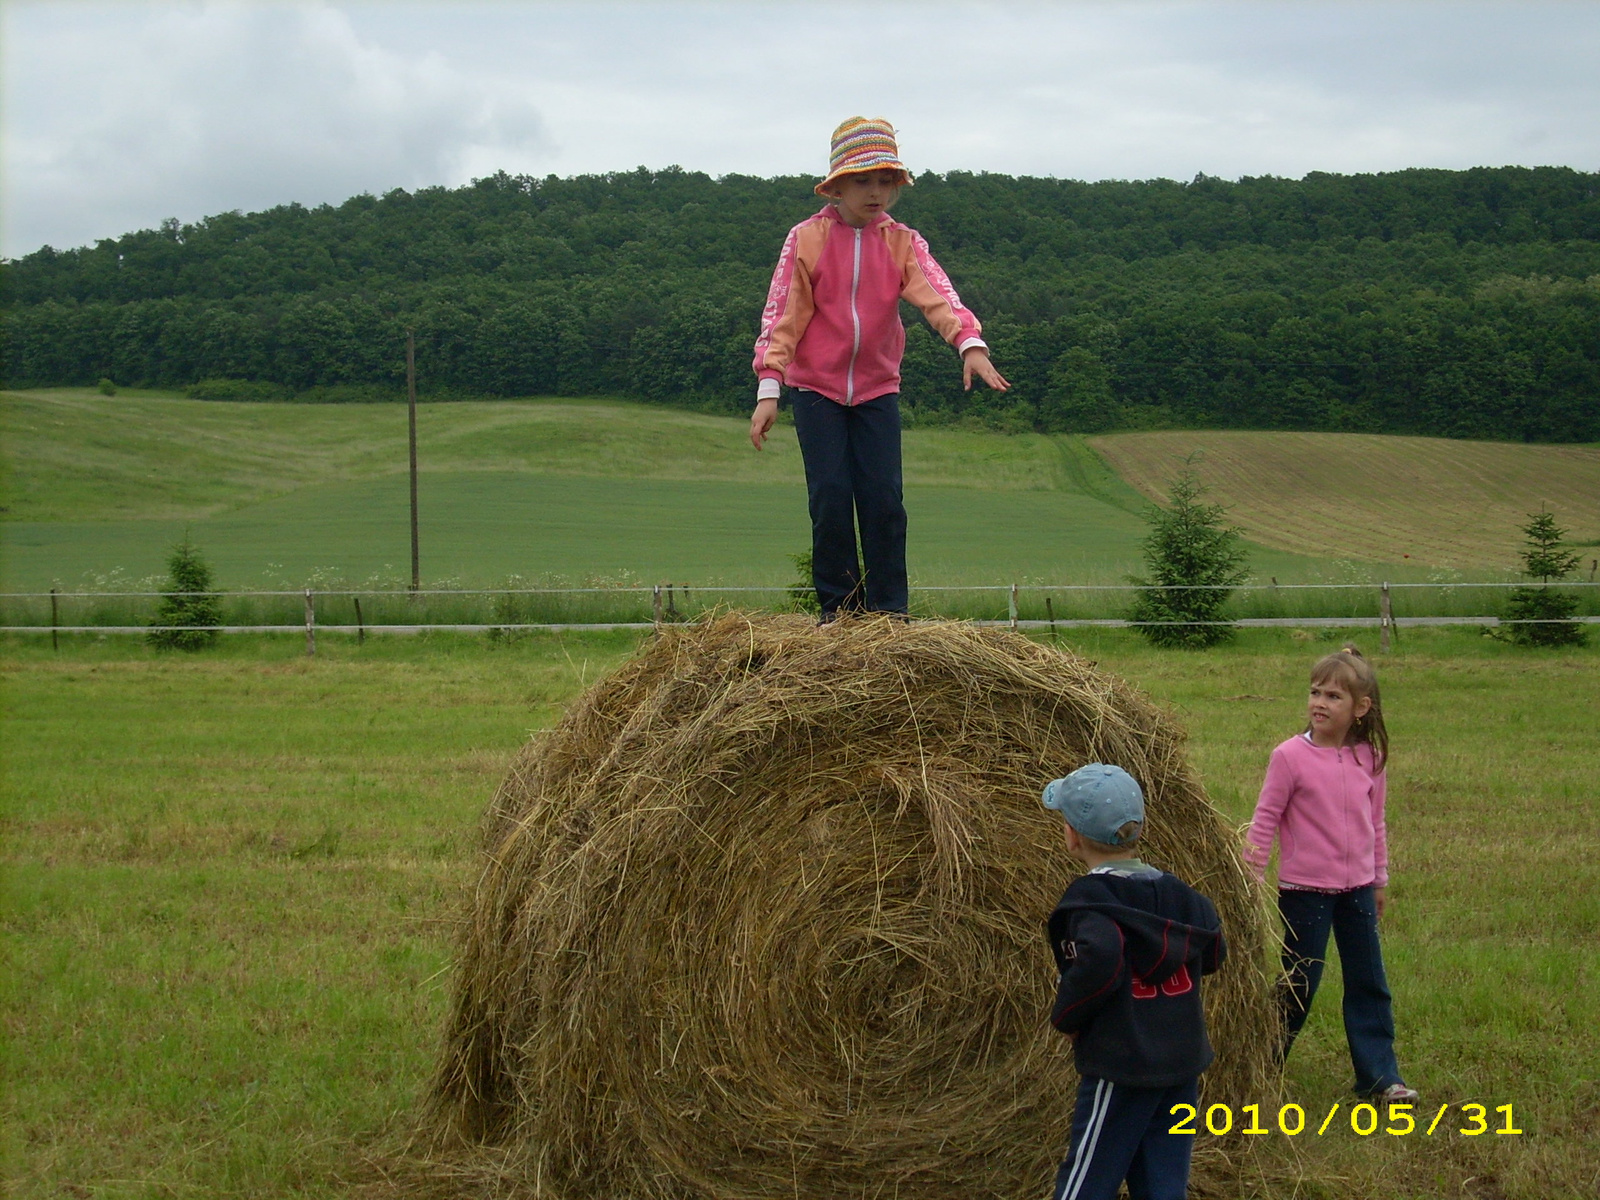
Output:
top-left (1278, 886), bottom-right (1406, 1094)
top-left (790, 390), bottom-right (908, 616)
top-left (1051, 1075), bottom-right (1197, 1200)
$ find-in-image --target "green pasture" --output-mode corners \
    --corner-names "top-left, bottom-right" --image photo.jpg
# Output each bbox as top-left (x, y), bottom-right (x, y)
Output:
top-left (4, 389), bottom-right (1395, 594)
top-left (3, 627), bottom-right (1597, 1199)
top-left (2, 471), bottom-right (1163, 593)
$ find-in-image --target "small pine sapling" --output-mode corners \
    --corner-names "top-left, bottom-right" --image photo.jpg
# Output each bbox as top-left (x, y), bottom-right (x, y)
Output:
top-left (1128, 467), bottom-right (1249, 648)
top-left (149, 537), bottom-right (224, 650)
top-left (1504, 507), bottom-right (1585, 647)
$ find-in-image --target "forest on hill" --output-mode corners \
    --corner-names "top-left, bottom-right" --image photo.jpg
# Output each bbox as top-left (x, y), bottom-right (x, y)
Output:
top-left (3, 165), bottom-right (1598, 441)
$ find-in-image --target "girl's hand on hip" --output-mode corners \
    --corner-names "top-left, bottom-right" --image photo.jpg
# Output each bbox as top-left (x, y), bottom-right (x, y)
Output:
top-left (749, 398), bottom-right (778, 450)
top-left (962, 348), bottom-right (1010, 392)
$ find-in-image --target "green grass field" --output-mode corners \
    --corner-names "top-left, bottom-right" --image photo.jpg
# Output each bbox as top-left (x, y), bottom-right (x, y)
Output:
top-left (4, 627), bottom-right (1597, 1199)
top-left (2, 390), bottom-right (1442, 595)
top-left (5, 390), bottom-right (1597, 1199)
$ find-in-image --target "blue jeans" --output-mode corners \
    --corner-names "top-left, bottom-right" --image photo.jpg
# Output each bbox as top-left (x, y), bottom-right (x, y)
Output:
top-left (1277, 886), bottom-right (1406, 1094)
top-left (1051, 1075), bottom-right (1198, 1200)
top-left (790, 390), bottom-right (908, 616)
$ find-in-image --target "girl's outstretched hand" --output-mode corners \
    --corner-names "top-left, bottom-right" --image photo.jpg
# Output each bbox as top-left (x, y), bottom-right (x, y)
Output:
top-left (962, 347), bottom-right (1010, 392)
top-left (749, 398), bottom-right (778, 450)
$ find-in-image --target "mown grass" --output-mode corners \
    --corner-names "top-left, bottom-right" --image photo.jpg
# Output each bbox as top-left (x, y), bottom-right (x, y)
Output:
top-left (1092, 429), bottom-right (1600, 573)
top-left (2, 631), bottom-right (642, 1198)
top-left (4, 627), bottom-right (1597, 1198)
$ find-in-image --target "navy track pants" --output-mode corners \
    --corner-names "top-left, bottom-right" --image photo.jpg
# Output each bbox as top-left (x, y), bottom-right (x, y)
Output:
top-left (1051, 1075), bottom-right (1198, 1200)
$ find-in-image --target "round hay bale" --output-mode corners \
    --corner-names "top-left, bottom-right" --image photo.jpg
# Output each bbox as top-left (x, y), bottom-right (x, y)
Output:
top-left (427, 613), bottom-right (1277, 1199)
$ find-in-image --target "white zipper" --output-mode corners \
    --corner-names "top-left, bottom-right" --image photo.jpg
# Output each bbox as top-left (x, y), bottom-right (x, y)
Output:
top-left (846, 227), bottom-right (863, 404)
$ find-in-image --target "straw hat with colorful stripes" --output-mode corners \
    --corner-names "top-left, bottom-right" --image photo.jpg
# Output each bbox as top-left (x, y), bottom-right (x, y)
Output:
top-left (815, 116), bottom-right (913, 196)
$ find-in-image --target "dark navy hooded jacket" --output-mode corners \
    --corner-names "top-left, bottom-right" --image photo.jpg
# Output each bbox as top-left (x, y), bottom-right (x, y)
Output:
top-left (1046, 863), bottom-right (1227, 1088)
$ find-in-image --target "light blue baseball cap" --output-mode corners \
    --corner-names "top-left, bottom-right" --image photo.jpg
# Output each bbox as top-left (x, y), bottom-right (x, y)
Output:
top-left (1041, 763), bottom-right (1145, 846)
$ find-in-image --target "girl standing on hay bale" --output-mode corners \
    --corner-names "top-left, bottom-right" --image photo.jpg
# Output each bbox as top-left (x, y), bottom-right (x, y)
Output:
top-left (1245, 644), bottom-right (1419, 1105)
top-left (750, 116), bottom-right (1009, 620)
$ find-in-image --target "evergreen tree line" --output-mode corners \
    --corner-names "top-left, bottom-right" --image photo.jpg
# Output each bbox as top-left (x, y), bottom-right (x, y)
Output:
top-left (4, 165), bottom-right (1598, 441)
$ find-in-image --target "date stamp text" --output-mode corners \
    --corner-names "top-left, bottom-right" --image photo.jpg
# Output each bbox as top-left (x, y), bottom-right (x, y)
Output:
top-left (1168, 1102), bottom-right (1522, 1138)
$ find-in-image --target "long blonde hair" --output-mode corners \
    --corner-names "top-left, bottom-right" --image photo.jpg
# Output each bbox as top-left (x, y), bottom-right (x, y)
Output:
top-left (1308, 643), bottom-right (1389, 771)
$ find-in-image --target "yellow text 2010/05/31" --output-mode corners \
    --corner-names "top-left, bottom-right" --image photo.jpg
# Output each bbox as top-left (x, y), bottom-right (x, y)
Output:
top-left (1166, 1102), bottom-right (1522, 1138)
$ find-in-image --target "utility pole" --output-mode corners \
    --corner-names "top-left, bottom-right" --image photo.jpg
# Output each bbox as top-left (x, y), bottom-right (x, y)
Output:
top-left (407, 329), bottom-right (420, 592)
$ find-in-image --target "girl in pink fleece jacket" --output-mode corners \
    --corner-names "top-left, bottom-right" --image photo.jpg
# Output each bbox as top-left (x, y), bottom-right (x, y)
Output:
top-left (749, 117), bottom-right (1009, 619)
top-left (1245, 645), bottom-right (1417, 1104)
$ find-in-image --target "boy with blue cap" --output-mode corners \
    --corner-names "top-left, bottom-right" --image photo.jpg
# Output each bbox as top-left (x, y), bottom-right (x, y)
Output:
top-left (1040, 764), bottom-right (1227, 1200)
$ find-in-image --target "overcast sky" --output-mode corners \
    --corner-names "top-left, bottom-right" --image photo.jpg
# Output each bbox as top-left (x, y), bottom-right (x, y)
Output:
top-left (4, 1), bottom-right (1599, 257)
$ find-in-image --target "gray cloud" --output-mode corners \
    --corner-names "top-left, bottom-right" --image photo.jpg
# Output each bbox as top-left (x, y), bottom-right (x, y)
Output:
top-left (5, 1), bottom-right (1598, 256)
top-left (4, 2), bottom-right (551, 253)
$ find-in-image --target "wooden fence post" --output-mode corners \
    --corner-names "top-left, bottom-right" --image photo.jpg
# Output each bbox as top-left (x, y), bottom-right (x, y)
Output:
top-left (50, 587), bottom-right (59, 652)
top-left (407, 330), bottom-right (420, 593)
top-left (354, 596), bottom-right (365, 646)
top-left (1009, 583), bottom-right (1019, 631)
top-left (1379, 581), bottom-right (1395, 653)
top-left (305, 589), bottom-right (316, 657)
top-left (1045, 595), bottom-right (1056, 639)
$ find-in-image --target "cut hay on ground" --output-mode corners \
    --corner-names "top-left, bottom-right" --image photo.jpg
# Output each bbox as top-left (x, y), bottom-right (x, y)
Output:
top-left (423, 613), bottom-right (1278, 1199)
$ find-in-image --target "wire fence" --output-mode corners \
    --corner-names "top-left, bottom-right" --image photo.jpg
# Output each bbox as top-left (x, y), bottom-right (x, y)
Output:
top-left (5, 580), bottom-right (1598, 651)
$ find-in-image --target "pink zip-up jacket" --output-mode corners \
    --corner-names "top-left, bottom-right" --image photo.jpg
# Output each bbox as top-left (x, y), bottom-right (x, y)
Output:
top-left (752, 205), bottom-right (985, 405)
top-left (1244, 733), bottom-right (1389, 891)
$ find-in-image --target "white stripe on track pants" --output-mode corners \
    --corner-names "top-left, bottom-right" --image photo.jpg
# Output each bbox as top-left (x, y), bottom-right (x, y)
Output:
top-left (1051, 1074), bottom-right (1199, 1200)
